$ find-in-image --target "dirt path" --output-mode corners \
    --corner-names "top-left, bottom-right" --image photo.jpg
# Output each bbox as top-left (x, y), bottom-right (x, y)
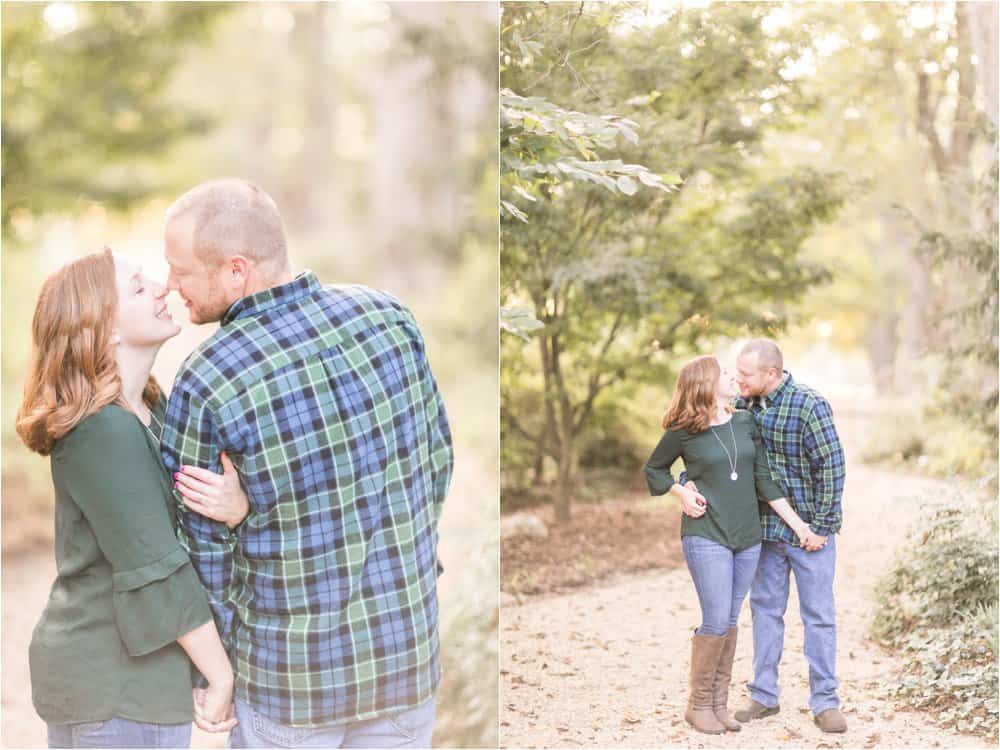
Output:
top-left (499, 458), bottom-right (992, 748)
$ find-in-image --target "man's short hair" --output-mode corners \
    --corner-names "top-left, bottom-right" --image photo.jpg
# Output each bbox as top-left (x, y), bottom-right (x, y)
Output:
top-left (165, 179), bottom-right (289, 275)
top-left (740, 338), bottom-right (783, 372)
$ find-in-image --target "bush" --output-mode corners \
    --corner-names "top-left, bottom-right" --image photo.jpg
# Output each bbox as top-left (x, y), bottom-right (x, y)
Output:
top-left (872, 495), bottom-right (999, 738)
top-left (861, 408), bottom-right (998, 492)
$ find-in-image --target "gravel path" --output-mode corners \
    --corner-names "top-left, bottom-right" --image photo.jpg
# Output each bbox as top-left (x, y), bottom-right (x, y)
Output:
top-left (499, 461), bottom-right (991, 749)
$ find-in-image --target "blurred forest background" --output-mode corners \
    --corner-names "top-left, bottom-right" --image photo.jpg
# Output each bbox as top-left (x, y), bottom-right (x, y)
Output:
top-left (2, 3), bottom-right (498, 748)
top-left (501, 0), bottom-right (997, 737)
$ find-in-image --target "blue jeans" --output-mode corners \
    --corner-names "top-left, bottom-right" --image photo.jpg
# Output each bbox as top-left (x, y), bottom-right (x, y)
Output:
top-left (748, 537), bottom-right (840, 715)
top-left (228, 696), bottom-right (436, 749)
top-left (682, 535), bottom-right (762, 636)
top-left (47, 718), bottom-right (191, 748)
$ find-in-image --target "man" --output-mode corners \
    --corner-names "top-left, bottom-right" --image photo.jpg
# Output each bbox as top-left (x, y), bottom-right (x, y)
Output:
top-left (686, 338), bottom-right (847, 734)
top-left (158, 178), bottom-right (453, 748)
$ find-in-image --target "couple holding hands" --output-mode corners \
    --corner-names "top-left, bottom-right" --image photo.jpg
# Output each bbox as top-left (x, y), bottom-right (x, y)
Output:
top-left (645, 340), bottom-right (848, 736)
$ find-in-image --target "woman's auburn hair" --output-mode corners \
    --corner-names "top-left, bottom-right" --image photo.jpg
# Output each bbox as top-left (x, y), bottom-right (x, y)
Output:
top-left (16, 248), bottom-right (161, 456)
top-left (662, 354), bottom-right (730, 433)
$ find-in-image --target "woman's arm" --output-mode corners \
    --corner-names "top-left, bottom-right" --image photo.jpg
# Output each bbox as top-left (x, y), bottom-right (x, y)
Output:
top-left (177, 622), bottom-right (237, 730)
top-left (748, 414), bottom-right (818, 547)
top-left (55, 408), bottom-right (236, 729)
top-left (766, 497), bottom-right (808, 540)
top-left (645, 429), bottom-right (706, 518)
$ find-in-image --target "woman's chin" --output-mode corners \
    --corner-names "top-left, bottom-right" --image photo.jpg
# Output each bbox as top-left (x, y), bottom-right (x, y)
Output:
top-left (159, 322), bottom-right (182, 341)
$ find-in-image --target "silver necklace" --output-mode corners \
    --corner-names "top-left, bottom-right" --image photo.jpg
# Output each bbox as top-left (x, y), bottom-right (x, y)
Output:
top-left (709, 419), bottom-right (739, 481)
top-left (130, 403), bottom-right (160, 444)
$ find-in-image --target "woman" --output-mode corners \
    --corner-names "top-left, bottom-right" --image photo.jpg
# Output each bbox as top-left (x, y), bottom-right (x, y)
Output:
top-left (644, 355), bottom-right (812, 735)
top-left (16, 249), bottom-right (248, 748)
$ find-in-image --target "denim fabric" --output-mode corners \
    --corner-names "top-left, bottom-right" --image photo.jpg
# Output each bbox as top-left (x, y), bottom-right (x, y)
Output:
top-left (682, 535), bottom-right (762, 636)
top-left (228, 696), bottom-right (435, 749)
top-left (747, 537), bottom-right (840, 714)
top-left (47, 718), bottom-right (191, 748)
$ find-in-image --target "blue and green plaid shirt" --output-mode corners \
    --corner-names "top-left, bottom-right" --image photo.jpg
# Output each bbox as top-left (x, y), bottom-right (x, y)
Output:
top-left (161, 271), bottom-right (453, 728)
top-left (741, 371), bottom-right (845, 542)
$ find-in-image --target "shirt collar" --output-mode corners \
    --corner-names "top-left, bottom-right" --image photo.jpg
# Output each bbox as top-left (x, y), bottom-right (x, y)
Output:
top-left (221, 270), bottom-right (322, 327)
top-left (760, 370), bottom-right (793, 408)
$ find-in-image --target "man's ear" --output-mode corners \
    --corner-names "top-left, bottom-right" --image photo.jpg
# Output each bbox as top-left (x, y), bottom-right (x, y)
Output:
top-left (229, 256), bottom-right (251, 285)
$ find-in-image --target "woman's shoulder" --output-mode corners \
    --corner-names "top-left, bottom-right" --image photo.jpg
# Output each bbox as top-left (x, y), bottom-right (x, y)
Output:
top-left (54, 405), bottom-right (142, 456)
top-left (662, 424), bottom-right (693, 439)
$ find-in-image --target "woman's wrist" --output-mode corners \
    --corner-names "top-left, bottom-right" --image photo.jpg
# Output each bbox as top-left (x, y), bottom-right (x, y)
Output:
top-left (206, 669), bottom-right (234, 689)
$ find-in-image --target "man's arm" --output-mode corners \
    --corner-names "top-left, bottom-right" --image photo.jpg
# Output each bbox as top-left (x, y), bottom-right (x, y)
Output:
top-left (801, 398), bottom-right (846, 537)
top-left (161, 375), bottom-right (240, 656)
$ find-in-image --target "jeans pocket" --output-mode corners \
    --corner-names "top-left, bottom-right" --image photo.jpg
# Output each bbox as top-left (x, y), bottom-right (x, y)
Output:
top-left (386, 697), bottom-right (436, 742)
top-left (71, 720), bottom-right (113, 748)
top-left (386, 714), bottom-right (418, 742)
top-left (251, 709), bottom-right (314, 748)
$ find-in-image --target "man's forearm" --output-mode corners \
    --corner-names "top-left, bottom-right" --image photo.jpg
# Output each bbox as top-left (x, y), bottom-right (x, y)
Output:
top-left (179, 514), bottom-right (239, 649)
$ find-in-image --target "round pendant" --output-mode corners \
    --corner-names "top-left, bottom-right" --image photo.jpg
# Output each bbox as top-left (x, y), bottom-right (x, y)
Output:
top-left (730, 471), bottom-right (738, 481)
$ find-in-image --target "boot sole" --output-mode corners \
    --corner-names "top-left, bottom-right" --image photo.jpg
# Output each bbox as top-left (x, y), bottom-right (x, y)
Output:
top-left (735, 706), bottom-right (780, 723)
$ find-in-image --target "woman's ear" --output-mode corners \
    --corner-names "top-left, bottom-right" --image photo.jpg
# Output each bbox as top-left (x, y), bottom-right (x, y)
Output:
top-left (110, 330), bottom-right (122, 346)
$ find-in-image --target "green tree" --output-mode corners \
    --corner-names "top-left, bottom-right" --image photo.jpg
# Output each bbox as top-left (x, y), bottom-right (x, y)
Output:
top-left (501, 2), bottom-right (848, 519)
top-left (2, 2), bottom-right (228, 237)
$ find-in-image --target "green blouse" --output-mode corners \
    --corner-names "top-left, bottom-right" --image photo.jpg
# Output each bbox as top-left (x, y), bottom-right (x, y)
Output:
top-left (29, 400), bottom-right (213, 726)
top-left (644, 410), bottom-right (786, 551)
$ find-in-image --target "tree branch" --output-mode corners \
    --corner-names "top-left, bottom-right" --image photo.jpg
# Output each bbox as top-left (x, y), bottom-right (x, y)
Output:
top-left (916, 71), bottom-right (950, 176)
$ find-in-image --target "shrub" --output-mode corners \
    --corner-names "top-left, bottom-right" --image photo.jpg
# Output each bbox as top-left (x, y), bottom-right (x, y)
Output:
top-left (872, 495), bottom-right (999, 738)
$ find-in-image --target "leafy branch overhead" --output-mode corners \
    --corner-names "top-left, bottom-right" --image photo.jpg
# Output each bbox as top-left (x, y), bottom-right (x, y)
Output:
top-left (500, 89), bottom-right (681, 222)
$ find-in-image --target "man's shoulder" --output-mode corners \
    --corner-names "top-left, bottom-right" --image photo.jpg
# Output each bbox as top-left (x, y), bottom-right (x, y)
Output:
top-left (320, 284), bottom-right (413, 323)
top-left (171, 329), bottom-right (231, 396)
top-left (785, 378), bottom-right (831, 413)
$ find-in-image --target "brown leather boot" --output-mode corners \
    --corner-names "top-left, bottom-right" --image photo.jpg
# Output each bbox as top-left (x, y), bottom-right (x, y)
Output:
top-left (685, 633), bottom-right (727, 734)
top-left (712, 628), bottom-right (741, 731)
top-left (814, 708), bottom-right (847, 733)
top-left (734, 698), bottom-right (780, 723)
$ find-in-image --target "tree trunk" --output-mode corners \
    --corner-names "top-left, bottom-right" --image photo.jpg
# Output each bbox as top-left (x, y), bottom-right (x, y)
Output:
top-left (285, 3), bottom-right (336, 232)
top-left (865, 309), bottom-right (900, 395)
top-left (967, 1), bottom-right (999, 129)
top-left (553, 435), bottom-right (577, 522)
top-left (531, 445), bottom-right (545, 486)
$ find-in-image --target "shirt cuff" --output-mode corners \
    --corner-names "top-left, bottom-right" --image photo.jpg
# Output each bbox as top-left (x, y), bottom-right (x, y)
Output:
top-left (112, 549), bottom-right (213, 657)
top-left (644, 468), bottom-right (675, 496)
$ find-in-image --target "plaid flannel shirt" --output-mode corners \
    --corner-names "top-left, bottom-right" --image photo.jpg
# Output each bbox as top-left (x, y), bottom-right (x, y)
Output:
top-left (160, 271), bottom-right (453, 728)
top-left (741, 372), bottom-right (845, 543)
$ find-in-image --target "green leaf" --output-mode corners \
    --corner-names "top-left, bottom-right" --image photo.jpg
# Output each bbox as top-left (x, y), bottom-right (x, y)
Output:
top-left (616, 175), bottom-right (638, 195)
top-left (512, 185), bottom-right (537, 203)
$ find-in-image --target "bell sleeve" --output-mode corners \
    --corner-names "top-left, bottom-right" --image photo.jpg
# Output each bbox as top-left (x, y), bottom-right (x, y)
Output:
top-left (53, 407), bottom-right (213, 657)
